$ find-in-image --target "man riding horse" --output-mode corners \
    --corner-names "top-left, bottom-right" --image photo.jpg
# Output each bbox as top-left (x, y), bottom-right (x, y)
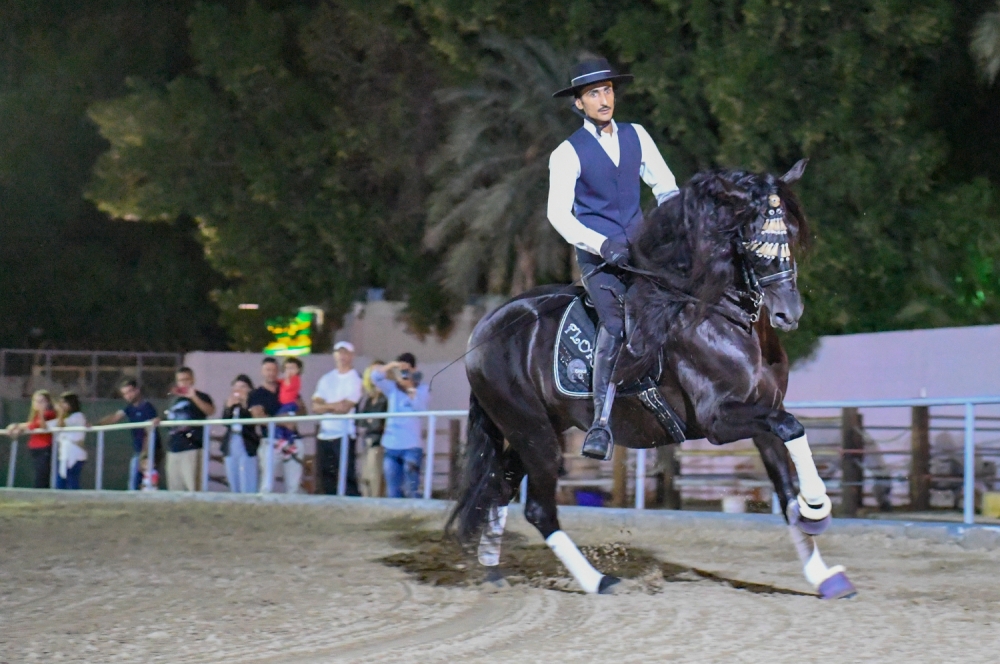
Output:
top-left (547, 58), bottom-right (678, 460)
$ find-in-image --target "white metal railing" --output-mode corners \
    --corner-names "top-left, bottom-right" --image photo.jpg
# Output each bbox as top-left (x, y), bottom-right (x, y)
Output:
top-left (4, 396), bottom-right (999, 524)
top-left (1, 410), bottom-right (467, 499)
top-left (784, 396), bottom-right (1000, 525)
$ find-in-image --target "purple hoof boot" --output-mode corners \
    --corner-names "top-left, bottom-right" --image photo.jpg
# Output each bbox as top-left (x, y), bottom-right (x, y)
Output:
top-left (787, 502), bottom-right (832, 536)
top-left (817, 572), bottom-right (856, 600)
top-left (797, 513), bottom-right (831, 536)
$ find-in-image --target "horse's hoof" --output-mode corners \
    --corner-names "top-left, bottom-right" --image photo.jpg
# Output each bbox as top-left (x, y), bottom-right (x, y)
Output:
top-left (597, 575), bottom-right (621, 594)
top-left (483, 566), bottom-right (504, 583)
top-left (482, 567), bottom-right (510, 591)
top-left (817, 572), bottom-right (856, 600)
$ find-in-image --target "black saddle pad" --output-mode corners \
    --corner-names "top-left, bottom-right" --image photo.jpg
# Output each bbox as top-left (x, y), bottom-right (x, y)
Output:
top-left (554, 295), bottom-right (599, 398)
top-left (552, 295), bottom-right (687, 443)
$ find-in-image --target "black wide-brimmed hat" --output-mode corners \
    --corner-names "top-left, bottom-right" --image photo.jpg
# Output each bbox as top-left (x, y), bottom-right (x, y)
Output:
top-left (552, 58), bottom-right (634, 98)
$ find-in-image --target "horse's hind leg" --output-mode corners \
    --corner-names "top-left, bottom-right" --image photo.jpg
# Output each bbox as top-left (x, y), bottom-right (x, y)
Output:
top-left (477, 449), bottom-right (524, 583)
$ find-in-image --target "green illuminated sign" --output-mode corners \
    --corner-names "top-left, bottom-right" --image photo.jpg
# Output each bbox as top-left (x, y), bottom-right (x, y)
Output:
top-left (264, 311), bottom-right (313, 356)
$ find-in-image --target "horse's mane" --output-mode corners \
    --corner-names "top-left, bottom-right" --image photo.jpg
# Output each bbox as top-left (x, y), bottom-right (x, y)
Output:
top-left (620, 168), bottom-right (809, 378)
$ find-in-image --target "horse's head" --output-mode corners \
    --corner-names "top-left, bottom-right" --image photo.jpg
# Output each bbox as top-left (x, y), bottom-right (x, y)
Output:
top-left (723, 160), bottom-right (809, 332)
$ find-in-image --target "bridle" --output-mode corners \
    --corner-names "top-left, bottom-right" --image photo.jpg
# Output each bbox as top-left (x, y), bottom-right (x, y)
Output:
top-left (619, 188), bottom-right (799, 329)
top-left (734, 190), bottom-right (797, 323)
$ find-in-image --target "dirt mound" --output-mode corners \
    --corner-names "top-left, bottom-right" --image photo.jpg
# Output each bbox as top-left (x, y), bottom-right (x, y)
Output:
top-left (376, 518), bottom-right (810, 595)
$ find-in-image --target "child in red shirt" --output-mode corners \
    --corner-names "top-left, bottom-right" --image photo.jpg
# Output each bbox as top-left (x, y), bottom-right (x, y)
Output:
top-left (278, 358), bottom-right (302, 407)
top-left (275, 358), bottom-right (303, 461)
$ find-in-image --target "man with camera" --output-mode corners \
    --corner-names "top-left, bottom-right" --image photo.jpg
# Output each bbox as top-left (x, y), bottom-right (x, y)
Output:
top-left (370, 353), bottom-right (430, 498)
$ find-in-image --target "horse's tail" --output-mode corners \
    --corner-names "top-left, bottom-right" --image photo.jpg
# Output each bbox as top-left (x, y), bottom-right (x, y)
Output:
top-left (446, 392), bottom-right (507, 542)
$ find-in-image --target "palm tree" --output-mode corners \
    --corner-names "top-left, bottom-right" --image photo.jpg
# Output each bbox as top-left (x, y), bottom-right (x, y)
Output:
top-left (972, 1), bottom-right (1000, 84)
top-left (425, 35), bottom-right (582, 299)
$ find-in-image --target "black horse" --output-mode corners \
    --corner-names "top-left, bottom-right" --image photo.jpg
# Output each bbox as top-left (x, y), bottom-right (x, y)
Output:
top-left (449, 160), bottom-right (857, 599)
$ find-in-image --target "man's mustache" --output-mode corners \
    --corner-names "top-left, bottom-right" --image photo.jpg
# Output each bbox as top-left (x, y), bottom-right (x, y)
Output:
top-left (598, 106), bottom-right (611, 112)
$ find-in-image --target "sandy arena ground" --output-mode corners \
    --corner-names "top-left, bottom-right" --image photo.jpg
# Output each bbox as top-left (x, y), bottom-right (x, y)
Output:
top-left (1, 492), bottom-right (999, 663)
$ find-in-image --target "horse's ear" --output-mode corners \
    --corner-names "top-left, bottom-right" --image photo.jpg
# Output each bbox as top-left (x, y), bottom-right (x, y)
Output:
top-left (780, 158), bottom-right (809, 185)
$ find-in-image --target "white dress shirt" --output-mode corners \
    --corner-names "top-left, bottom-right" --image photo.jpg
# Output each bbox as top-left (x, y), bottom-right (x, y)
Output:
top-left (547, 120), bottom-right (679, 255)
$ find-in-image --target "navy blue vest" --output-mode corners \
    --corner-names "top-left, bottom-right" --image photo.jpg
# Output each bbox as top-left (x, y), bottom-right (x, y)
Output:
top-left (568, 122), bottom-right (643, 247)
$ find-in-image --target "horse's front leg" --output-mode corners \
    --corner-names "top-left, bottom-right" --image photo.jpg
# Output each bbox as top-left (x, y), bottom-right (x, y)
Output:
top-left (711, 402), bottom-right (832, 530)
top-left (708, 403), bottom-right (854, 598)
top-left (753, 432), bottom-right (856, 599)
top-left (752, 432), bottom-right (796, 516)
top-left (787, 521), bottom-right (857, 599)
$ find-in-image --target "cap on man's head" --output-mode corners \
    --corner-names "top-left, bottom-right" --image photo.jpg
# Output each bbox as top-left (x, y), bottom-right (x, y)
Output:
top-left (333, 341), bottom-right (355, 353)
top-left (396, 352), bottom-right (417, 367)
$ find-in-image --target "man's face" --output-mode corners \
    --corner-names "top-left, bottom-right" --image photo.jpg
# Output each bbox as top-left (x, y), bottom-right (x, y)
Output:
top-left (574, 82), bottom-right (615, 126)
top-left (335, 349), bottom-right (353, 371)
top-left (261, 361), bottom-right (279, 385)
top-left (120, 384), bottom-right (139, 404)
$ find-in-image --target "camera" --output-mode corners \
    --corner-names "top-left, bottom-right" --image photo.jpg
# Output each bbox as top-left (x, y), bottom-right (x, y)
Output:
top-left (399, 369), bottom-right (422, 386)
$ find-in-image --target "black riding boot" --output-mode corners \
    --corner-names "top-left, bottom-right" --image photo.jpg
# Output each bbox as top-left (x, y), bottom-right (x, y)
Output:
top-left (581, 326), bottom-right (623, 460)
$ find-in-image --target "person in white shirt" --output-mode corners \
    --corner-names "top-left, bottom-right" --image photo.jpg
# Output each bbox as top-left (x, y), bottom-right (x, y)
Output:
top-left (311, 341), bottom-right (363, 495)
top-left (548, 57), bottom-right (679, 461)
top-left (49, 392), bottom-right (88, 490)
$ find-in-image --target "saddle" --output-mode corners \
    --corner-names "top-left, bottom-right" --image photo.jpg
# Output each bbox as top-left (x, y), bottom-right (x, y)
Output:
top-left (554, 295), bottom-right (686, 444)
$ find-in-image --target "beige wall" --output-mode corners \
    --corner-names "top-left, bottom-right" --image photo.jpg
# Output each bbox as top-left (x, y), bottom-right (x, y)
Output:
top-left (182, 350), bottom-right (471, 416)
top-left (334, 301), bottom-right (484, 365)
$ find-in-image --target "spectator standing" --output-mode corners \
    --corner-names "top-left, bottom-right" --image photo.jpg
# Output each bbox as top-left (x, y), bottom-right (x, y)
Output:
top-left (163, 367), bottom-right (214, 491)
top-left (222, 374), bottom-right (259, 493)
top-left (5, 390), bottom-right (57, 488)
top-left (358, 363), bottom-right (388, 497)
top-left (248, 357), bottom-right (282, 491)
top-left (312, 341), bottom-right (362, 496)
top-left (97, 379), bottom-right (158, 490)
top-left (50, 392), bottom-right (87, 490)
top-left (372, 353), bottom-right (430, 498)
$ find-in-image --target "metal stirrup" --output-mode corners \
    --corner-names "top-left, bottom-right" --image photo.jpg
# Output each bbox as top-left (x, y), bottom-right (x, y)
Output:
top-left (597, 383), bottom-right (616, 428)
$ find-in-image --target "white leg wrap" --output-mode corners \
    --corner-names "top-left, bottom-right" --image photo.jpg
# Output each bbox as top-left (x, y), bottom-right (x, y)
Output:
top-left (546, 530), bottom-right (603, 594)
top-left (785, 434), bottom-right (832, 519)
top-left (477, 505), bottom-right (508, 567)
top-left (788, 526), bottom-right (845, 588)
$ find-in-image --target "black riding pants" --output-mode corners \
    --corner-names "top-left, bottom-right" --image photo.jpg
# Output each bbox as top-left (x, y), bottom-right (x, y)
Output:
top-left (577, 248), bottom-right (626, 339)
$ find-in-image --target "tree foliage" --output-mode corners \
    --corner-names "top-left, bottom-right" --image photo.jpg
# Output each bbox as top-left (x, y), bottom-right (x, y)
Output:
top-left (88, 2), bottom-right (451, 348)
top-left (418, 0), bottom-right (1000, 360)
top-left (972, 0), bottom-right (1000, 84)
top-left (4, 0), bottom-right (1000, 357)
top-left (425, 34), bottom-right (579, 298)
top-left (603, 0), bottom-right (1000, 359)
top-left (0, 0), bottom-right (228, 350)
